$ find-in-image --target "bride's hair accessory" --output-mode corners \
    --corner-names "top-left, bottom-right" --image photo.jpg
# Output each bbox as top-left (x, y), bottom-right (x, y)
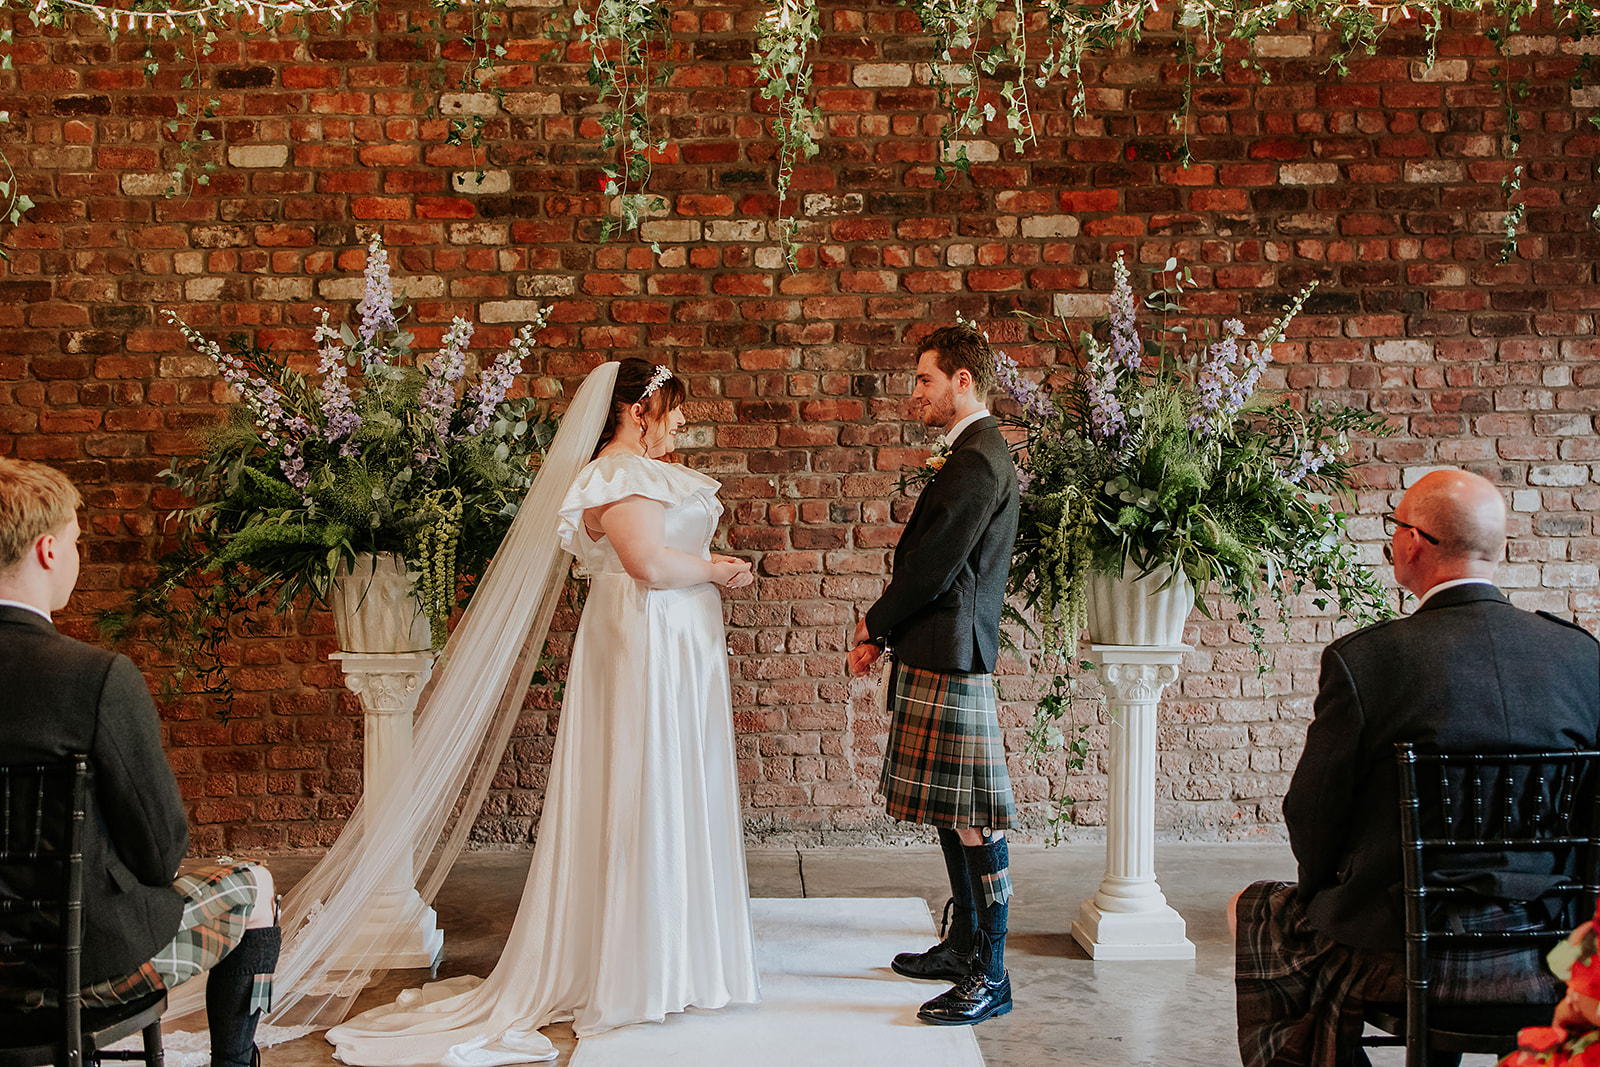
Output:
top-left (640, 364), bottom-right (672, 402)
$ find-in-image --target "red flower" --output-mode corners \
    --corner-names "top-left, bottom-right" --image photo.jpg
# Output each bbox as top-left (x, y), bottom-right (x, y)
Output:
top-left (1568, 1042), bottom-right (1600, 1067)
top-left (1501, 1052), bottom-right (1550, 1067)
top-left (1521, 1027), bottom-right (1570, 1053)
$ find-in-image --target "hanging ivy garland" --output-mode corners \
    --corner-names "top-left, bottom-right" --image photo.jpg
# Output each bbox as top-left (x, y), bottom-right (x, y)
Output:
top-left (1, 0), bottom-right (1597, 260)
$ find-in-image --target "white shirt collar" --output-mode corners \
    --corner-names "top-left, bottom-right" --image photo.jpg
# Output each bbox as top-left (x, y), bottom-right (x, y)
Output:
top-left (1416, 577), bottom-right (1495, 608)
top-left (943, 408), bottom-right (990, 447)
top-left (0, 598), bottom-right (51, 622)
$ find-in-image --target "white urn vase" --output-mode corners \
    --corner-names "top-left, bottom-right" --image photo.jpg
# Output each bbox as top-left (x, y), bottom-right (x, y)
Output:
top-left (329, 552), bottom-right (432, 654)
top-left (1084, 560), bottom-right (1195, 647)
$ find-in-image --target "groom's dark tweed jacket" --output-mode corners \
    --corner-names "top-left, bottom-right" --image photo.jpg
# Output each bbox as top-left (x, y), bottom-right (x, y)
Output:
top-left (1284, 583), bottom-right (1600, 955)
top-left (864, 415), bottom-right (1018, 674)
top-left (0, 605), bottom-right (189, 985)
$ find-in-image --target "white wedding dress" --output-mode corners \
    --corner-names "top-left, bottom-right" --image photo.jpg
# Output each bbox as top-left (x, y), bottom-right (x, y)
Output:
top-left (326, 452), bottom-right (760, 1066)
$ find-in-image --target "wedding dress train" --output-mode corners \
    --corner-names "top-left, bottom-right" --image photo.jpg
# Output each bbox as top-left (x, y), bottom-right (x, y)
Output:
top-left (325, 453), bottom-right (759, 1066)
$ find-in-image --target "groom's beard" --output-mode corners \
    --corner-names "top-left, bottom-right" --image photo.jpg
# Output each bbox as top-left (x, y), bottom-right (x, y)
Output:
top-left (917, 393), bottom-right (955, 431)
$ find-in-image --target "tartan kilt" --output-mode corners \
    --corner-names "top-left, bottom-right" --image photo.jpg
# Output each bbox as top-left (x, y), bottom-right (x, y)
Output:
top-left (1235, 880), bottom-right (1563, 1067)
top-left (879, 661), bottom-right (1016, 830)
top-left (82, 863), bottom-right (271, 1016)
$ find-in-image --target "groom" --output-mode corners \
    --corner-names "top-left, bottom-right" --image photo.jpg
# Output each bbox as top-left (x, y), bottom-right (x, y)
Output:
top-left (849, 323), bottom-right (1021, 1026)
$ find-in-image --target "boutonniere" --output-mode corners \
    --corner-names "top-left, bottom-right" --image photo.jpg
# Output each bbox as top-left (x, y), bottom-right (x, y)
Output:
top-left (925, 439), bottom-right (951, 472)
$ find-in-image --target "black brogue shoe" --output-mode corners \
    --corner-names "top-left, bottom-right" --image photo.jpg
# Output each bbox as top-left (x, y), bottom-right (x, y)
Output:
top-left (890, 940), bottom-right (976, 982)
top-left (916, 970), bottom-right (1013, 1025)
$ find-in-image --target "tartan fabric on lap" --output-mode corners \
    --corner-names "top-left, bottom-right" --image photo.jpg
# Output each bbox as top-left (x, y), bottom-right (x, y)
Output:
top-left (879, 662), bottom-right (1016, 829)
top-left (82, 863), bottom-right (271, 1015)
top-left (1235, 879), bottom-right (1563, 1067)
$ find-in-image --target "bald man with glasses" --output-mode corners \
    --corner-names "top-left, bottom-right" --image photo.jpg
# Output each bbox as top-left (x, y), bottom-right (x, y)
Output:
top-left (1233, 468), bottom-right (1600, 1067)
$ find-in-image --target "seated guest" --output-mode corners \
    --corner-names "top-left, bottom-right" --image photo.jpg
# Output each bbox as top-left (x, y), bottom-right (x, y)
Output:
top-left (0, 458), bottom-right (279, 1067)
top-left (1233, 468), bottom-right (1600, 1067)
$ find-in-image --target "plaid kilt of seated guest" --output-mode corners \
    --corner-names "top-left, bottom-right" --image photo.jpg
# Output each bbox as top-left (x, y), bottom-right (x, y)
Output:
top-left (1235, 880), bottom-right (1564, 1067)
top-left (81, 863), bottom-right (272, 1016)
top-left (879, 662), bottom-right (1016, 831)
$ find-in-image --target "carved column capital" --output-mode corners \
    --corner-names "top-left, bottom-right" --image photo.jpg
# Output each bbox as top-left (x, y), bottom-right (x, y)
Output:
top-left (1086, 643), bottom-right (1186, 706)
top-left (330, 651), bottom-right (436, 715)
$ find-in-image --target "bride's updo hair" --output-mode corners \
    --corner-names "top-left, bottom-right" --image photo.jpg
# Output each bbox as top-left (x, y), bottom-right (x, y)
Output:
top-left (595, 358), bottom-right (687, 454)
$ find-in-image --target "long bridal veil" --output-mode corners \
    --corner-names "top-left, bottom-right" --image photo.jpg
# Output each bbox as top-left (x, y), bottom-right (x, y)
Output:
top-left (166, 360), bottom-right (621, 1031)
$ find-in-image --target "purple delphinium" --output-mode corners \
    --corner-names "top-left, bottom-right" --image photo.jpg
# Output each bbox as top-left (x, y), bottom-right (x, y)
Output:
top-left (1108, 253), bottom-right (1142, 375)
top-left (278, 414), bottom-right (316, 493)
top-left (1287, 443), bottom-right (1333, 485)
top-left (1084, 340), bottom-right (1127, 444)
top-left (314, 309), bottom-right (362, 458)
top-left (464, 324), bottom-right (536, 437)
top-left (415, 319), bottom-right (474, 464)
top-left (168, 311), bottom-right (291, 449)
top-left (992, 347), bottom-right (1055, 427)
top-left (356, 233), bottom-right (400, 348)
top-left (1189, 320), bottom-right (1273, 436)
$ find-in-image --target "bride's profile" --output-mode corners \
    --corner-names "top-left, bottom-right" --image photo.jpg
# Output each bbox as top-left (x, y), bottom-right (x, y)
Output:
top-left (323, 357), bottom-right (760, 1064)
top-left (168, 358), bottom-right (761, 1064)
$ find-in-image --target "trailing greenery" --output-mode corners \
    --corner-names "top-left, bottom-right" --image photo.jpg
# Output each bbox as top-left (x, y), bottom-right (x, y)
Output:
top-left (2, 0), bottom-right (1592, 260)
top-left (754, 0), bottom-right (821, 268)
top-left (104, 234), bottom-right (559, 705)
top-left (576, 0), bottom-right (672, 242)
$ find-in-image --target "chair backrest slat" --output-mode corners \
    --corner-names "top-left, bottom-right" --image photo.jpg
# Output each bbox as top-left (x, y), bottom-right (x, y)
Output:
top-left (0, 755), bottom-right (90, 1066)
top-left (1391, 744), bottom-right (1600, 1067)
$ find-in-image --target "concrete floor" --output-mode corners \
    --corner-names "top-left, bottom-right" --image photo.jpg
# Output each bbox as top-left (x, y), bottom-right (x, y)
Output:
top-left (253, 843), bottom-right (1498, 1067)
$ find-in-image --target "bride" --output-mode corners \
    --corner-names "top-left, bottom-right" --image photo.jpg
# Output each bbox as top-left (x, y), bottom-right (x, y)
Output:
top-left (305, 359), bottom-right (759, 1064)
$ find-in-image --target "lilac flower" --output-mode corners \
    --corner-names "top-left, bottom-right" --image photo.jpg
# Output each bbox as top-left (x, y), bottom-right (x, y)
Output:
top-left (314, 309), bottom-right (362, 458)
top-left (168, 311), bottom-right (292, 448)
top-left (414, 319), bottom-right (474, 464)
top-left (1016, 468), bottom-right (1032, 493)
top-left (992, 347), bottom-right (1055, 426)
top-left (1189, 320), bottom-right (1273, 436)
top-left (356, 233), bottom-right (399, 347)
top-left (1108, 253), bottom-right (1142, 375)
top-left (1287, 444), bottom-right (1334, 485)
top-left (1084, 340), bottom-right (1127, 444)
top-left (465, 324), bottom-right (536, 437)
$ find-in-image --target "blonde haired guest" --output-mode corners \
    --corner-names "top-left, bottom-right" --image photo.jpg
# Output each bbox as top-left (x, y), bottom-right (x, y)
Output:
top-left (0, 458), bottom-right (280, 1067)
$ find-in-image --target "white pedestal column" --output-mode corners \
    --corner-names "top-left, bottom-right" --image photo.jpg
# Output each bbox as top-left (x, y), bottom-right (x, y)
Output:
top-left (1070, 643), bottom-right (1195, 961)
top-left (331, 651), bottom-right (445, 972)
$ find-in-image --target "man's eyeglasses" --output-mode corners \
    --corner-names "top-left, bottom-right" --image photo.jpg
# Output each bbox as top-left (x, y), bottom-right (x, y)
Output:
top-left (1382, 512), bottom-right (1440, 546)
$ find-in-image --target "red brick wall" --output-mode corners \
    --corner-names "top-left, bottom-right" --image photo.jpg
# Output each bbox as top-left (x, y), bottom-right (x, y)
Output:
top-left (2, 2), bottom-right (1597, 852)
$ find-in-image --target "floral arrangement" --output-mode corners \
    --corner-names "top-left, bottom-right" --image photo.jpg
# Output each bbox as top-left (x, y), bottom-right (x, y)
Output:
top-left (110, 234), bottom-right (558, 697)
top-left (972, 256), bottom-right (1393, 839)
top-left (995, 254), bottom-right (1393, 662)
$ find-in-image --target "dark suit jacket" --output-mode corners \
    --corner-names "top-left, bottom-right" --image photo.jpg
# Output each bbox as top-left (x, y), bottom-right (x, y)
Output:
top-left (0, 605), bottom-right (188, 984)
top-left (865, 415), bottom-right (1020, 674)
top-left (1284, 583), bottom-right (1600, 955)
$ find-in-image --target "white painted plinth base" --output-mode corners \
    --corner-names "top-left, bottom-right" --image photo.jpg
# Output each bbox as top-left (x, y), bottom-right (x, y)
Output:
top-left (337, 886), bottom-right (445, 972)
top-left (1071, 898), bottom-right (1195, 960)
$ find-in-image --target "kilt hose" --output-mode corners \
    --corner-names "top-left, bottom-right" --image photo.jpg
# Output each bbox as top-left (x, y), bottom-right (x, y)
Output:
top-left (82, 863), bottom-right (272, 1015)
top-left (879, 661), bottom-right (1016, 830)
top-left (1235, 880), bottom-right (1563, 1067)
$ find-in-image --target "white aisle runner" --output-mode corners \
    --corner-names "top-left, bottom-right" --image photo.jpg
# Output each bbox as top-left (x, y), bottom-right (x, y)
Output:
top-left (570, 897), bottom-right (985, 1067)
